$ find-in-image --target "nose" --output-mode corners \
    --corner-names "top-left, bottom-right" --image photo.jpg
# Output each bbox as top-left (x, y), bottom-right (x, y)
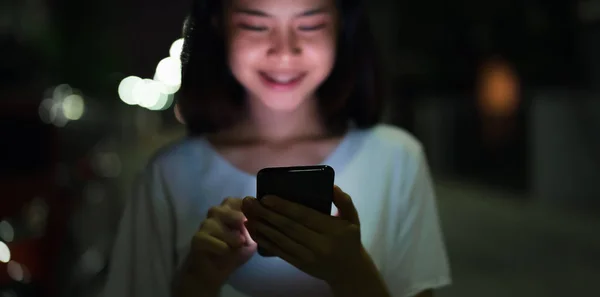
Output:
top-left (267, 29), bottom-right (301, 64)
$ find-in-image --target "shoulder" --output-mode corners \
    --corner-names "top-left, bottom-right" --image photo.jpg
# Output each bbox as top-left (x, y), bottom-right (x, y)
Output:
top-left (132, 137), bottom-right (218, 210)
top-left (353, 124), bottom-right (429, 197)
top-left (362, 124), bottom-right (425, 167)
top-left (148, 138), bottom-right (205, 167)
top-left (368, 124), bottom-right (423, 152)
top-left (141, 137), bottom-right (211, 181)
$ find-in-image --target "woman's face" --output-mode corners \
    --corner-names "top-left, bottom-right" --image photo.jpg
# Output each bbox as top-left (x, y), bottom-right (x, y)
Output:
top-left (226, 0), bottom-right (337, 112)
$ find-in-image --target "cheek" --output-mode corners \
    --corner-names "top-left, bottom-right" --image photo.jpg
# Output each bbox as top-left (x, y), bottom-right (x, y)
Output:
top-left (305, 41), bottom-right (336, 75)
top-left (228, 38), bottom-right (264, 77)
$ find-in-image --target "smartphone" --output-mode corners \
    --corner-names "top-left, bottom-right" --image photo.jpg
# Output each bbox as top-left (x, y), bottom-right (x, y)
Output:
top-left (255, 165), bottom-right (335, 257)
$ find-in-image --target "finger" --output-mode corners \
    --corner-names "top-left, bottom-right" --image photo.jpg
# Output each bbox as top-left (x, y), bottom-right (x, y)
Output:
top-left (221, 197), bottom-right (244, 210)
top-left (201, 219), bottom-right (245, 248)
top-left (259, 196), bottom-right (332, 233)
top-left (240, 219), bottom-right (256, 247)
top-left (246, 199), bottom-right (322, 248)
top-left (192, 232), bottom-right (229, 256)
top-left (220, 209), bottom-right (247, 229)
top-left (246, 220), bottom-right (314, 262)
top-left (250, 229), bottom-right (305, 268)
top-left (332, 186), bottom-right (360, 225)
top-left (208, 206), bottom-right (246, 229)
top-left (241, 196), bottom-right (257, 218)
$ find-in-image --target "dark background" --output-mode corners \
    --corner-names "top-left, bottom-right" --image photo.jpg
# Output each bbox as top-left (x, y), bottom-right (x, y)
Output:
top-left (1, 0), bottom-right (599, 296)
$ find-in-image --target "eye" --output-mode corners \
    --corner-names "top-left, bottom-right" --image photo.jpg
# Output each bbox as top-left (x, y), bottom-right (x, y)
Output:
top-left (298, 24), bottom-right (326, 32)
top-left (239, 24), bottom-right (268, 32)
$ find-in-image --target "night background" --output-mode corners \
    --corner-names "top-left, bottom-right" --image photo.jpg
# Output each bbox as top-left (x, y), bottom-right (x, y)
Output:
top-left (1, 0), bottom-right (599, 296)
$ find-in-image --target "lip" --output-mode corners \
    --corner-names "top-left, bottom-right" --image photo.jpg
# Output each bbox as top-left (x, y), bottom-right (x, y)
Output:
top-left (259, 71), bottom-right (307, 91)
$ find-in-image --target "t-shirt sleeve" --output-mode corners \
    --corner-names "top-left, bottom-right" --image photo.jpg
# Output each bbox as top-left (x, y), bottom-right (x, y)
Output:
top-left (102, 162), bottom-right (177, 297)
top-left (383, 149), bottom-right (452, 297)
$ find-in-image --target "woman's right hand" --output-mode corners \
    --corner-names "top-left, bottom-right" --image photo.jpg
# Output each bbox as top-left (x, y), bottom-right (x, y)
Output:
top-left (178, 197), bottom-right (257, 296)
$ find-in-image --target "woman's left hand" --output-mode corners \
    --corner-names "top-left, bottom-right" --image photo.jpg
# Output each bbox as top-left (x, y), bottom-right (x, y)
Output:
top-left (241, 186), bottom-right (370, 284)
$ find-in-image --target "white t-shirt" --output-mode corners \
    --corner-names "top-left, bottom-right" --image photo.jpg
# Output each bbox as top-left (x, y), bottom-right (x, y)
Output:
top-left (102, 124), bottom-right (451, 297)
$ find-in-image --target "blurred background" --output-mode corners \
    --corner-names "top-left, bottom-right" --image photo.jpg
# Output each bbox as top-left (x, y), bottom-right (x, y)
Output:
top-left (1, 0), bottom-right (599, 296)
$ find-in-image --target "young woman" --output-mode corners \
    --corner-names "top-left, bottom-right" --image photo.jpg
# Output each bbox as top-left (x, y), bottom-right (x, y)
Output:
top-left (102, 0), bottom-right (451, 296)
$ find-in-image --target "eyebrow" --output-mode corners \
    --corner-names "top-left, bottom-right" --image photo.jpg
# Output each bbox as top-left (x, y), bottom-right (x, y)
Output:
top-left (232, 7), bottom-right (328, 17)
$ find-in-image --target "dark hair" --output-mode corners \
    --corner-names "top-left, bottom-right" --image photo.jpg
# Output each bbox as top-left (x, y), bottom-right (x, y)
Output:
top-left (178, 0), bottom-right (384, 136)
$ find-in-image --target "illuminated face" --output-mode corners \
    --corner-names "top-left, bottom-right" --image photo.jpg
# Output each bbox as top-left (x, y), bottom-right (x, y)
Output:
top-left (226, 0), bottom-right (337, 112)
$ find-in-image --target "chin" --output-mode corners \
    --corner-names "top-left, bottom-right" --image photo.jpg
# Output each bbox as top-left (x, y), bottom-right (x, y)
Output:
top-left (257, 93), bottom-right (308, 112)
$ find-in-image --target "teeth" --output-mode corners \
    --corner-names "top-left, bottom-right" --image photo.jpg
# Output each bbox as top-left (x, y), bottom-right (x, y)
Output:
top-left (263, 73), bottom-right (301, 83)
top-left (273, 77), bottom-right (295, 83)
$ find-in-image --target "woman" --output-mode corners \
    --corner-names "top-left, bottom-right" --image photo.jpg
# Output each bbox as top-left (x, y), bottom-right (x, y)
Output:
top-left (103, 0), bottom-right (451, 296)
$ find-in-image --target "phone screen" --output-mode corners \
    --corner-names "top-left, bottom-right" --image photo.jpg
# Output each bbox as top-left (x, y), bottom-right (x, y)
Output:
top-left (256, 165), bottom-right (335, 214)
top-left (255, 165), bottom-right (335, 256)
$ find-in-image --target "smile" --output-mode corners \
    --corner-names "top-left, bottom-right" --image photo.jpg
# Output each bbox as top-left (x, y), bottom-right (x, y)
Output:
top-left (259, 71), bottom-right (307, 91)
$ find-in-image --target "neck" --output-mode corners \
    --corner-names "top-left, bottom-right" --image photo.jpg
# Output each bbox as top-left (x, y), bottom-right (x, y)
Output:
top-left (239, 95), bottom-right (326, 143)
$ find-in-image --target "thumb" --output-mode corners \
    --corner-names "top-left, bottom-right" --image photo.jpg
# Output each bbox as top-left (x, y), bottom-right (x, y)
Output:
top-left (332, 185), bottom-right (360, 225)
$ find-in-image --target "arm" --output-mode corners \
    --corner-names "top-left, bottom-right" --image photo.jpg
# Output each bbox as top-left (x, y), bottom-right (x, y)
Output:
top-left (383, 148), bottom-right (451, 297)
top-left (174, 270), bottom-right (221, 297)
top-left (327, 236), bottom-right (437, 297)
top-left (415, 290), bottom-right (434, 297)
top-left (328, 247), bottom-right (392, 297)
top-left (102, 163), bottom-right (177, 297)
top-left (330, 271), bottom-right (434, 297)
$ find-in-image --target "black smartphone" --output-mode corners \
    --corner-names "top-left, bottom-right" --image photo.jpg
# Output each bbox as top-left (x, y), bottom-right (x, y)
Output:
top-left (255, 165), bottom-right (335, 257)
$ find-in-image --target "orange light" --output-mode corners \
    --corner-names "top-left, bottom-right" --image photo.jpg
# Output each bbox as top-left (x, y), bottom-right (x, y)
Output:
top-left (477, 59), bottom-right (520, 117)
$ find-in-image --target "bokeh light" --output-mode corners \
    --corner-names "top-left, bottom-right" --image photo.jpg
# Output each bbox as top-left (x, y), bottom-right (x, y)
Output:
top-left (0, 241), bottom-right (11, 263)
top-left (154, 92), bottom-right (171, 111)
top-left (0, 220), bottom-right (14, 242)
top-left (154, 57), bottom-right (182, 92)
top-left (7, 261), bottom-right (30, 282)
top-left (81, 248), bottom-right (105, 275)
top-left (50, 102), bottom-right (68, 127)
top-left (477, 59), bottom-right (520, 117)
top-left (117, 38), bottom-right (183, 111)
top-left (118, 76), bottom-right (143, 105)
top-left (52, 84), bottom-right (73, 101)
top-left (169, 38), bottom-right (184, 59)
top-left (24, 198), bottom-right (49, 234)
top-left (62, 94), bottom-right (85, 120)
top-left (39, 84), bottom-right (86, 126)
top-left (91, 152), bottom-right (122, 178)
top-left (133, 79), bottom-right (168, 109)
top-left (38, 98), bottom-right (54, 124)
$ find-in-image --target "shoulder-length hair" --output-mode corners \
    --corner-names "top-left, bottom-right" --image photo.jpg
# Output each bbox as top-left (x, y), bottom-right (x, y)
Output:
top-left (177, 0), bottom-right (384, 136)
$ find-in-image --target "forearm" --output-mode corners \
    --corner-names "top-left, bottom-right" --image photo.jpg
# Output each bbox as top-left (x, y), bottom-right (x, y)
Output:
top-left (328, 249), bottom-right (391, 297)
top-left (174, 273), bottom-right (222, 297)
top-left (329, 270), bottom-right (390, 297)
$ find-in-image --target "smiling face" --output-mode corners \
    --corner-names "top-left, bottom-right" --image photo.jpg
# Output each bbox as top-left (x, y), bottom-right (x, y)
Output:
top-left (225, 0), bottom-right (338, 112)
